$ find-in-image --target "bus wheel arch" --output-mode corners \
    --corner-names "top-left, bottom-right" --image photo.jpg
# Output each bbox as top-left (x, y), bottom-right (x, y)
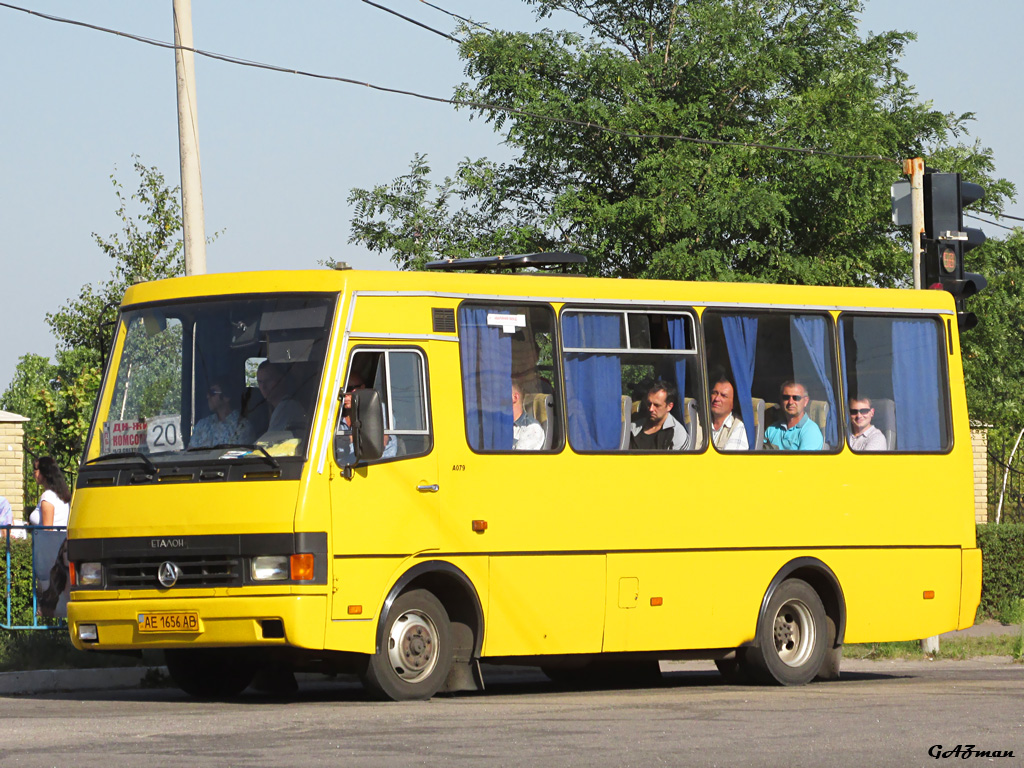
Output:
top-left (751, 558), bottom-right (847, 685)
top-left (365, 561), bottom-right (484, 700)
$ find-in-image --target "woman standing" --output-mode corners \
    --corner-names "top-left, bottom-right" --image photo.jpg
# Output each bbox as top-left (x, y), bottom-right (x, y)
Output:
top-left (28, 456), bottom-right (71, 527)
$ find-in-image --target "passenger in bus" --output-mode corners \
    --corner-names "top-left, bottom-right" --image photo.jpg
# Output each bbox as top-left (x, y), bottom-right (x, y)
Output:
top-left (256, 361), bottom-right (306, 440)
top-left (709, 374), bottom-right (748, 451)
top-left (511, 380), bottom-right (545, 451)
top-left (848, 397), bottom-right (887, 451)
top-left (629, 380), bottom-right (687, 450)
top-left (764, 381), bottom-right (824, 451)
top-left (336, 372), bottom-right (397, 461)
top-left (190, 379), bottom-right (256, 448)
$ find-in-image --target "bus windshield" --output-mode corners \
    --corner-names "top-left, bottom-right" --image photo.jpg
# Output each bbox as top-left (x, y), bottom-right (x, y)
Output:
top-left (86, 294), bottom-right (336, 464)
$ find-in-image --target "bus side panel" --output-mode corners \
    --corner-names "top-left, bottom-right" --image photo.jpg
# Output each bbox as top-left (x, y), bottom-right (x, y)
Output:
top-left (482, 555), bottom-right (605, 657)
top-left (832, 548), bottom-right (962, 643)
top-left (959, 547), bottom-right (982, 630)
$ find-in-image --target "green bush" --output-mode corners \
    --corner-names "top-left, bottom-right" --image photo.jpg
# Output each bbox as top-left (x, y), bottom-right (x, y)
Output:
top-left (0, 538), bottom-right (37, 628)
top-left (977, 523), bottom-right (1024, 619)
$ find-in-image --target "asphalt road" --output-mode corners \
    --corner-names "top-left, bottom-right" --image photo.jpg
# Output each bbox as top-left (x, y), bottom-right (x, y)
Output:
top-left (2, 659), bottom-right (1022, 768)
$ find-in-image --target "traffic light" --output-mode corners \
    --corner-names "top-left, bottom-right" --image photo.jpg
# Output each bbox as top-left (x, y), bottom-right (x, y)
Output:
top-left (922, 172), bottom-right (988, 330)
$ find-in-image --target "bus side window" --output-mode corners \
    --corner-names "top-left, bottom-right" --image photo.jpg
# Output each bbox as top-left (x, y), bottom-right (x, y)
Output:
top-left (840, 315), bottom-right (950, 452)
top-left (458, 303), bottom-right (562, 453)
top-left (561, 308), bottom-right (701, 452)
top-left (703, 310), bottom-right (840, 452)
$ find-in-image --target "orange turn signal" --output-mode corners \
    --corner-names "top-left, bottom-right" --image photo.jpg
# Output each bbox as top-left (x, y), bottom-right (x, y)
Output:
top-left (472, 520), bottom-right (488, 532)
top-left (290, 553), bottom-right (315, 581)
top-left (69, 562), bottom-right (77, 587)
top-left (923, 590), bottom-right (935, 600)
top-left (348, 605), bottom-right (363, 615)
top-left (650, 597), bottom-right (663, 607)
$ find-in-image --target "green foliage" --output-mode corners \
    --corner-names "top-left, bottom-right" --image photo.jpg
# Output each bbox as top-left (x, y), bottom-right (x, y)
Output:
top-left (0, 538), bottom-right (36, 628)
top-left (349, 0), bottom-right (1011, 289)
top-left (47, 157), bottom-right (184, 366)
top-left (976, 523), bottom-right (1024, 618)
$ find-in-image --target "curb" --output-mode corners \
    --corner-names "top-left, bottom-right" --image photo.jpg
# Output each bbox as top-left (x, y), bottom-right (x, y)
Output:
top-left (0, 666), bottom-right (163, 696)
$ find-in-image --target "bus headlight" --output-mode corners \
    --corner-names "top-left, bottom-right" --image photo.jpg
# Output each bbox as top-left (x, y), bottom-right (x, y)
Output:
top-left (251, 556), bottom-right (290, 581)
top-left (78, 562), bottom-right (103, 586)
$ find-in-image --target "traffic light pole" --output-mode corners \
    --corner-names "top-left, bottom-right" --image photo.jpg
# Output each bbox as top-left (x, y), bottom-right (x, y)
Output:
top-left (905, 158), bottom-right (925, 289)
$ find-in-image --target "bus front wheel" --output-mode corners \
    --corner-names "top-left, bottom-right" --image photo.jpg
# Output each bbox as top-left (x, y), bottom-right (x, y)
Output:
top-left (362, 589), bottom-right (454, 701)
top-left (749, 579), bottom-right (827, 686)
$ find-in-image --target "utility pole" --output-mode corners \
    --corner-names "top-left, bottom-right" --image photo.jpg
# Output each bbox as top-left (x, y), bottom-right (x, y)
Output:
top-left (905, 157), bottom-right (925, 289)
top-left (173, 0), bottom-right (207, 276)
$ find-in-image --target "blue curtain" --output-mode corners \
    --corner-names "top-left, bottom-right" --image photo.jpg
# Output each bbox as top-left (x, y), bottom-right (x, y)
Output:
top-left (563, 313), bottom-right (622, 450)
top-left (722, 315), bottom-right (758, 449)
top-left (459, 307), bottom-right (513, 450)
top-left (792, 316), bottom-right (839, 445)
top-left (892, 319), bottom-right (942, 450)
top-left (666, 316), bottom-right (688, 419)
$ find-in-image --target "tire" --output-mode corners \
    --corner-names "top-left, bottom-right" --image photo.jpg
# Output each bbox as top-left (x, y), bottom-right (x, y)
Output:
top-left (748, 579), bottom-right (827, 686)
top-left (164, 648), bottom-right (257, 699)
top-left (361, 589), bottom-right (453, 701)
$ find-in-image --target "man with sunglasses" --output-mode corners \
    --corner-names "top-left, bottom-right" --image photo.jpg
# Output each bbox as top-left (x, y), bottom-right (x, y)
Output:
top-left (848, 397), bottom-right (886, 451)
top-left (190, 379), bottom-right (255, 448)
top-left (764, 381), bottom-right (823, 450)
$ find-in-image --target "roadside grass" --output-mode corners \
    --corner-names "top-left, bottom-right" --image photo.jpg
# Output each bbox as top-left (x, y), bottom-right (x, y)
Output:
top-left (0, 630), bottom-right (145, 672)
top-left (845, 633), bottom-right (1023, 662)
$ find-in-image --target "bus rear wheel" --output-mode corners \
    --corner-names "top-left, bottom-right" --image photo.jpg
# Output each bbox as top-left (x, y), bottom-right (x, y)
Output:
top-left (164, 648), bottom-right (257, 699)
top-left (749, 579), bottom-right (826, 686)
top-left (361, 589), bottom-right (453, 701)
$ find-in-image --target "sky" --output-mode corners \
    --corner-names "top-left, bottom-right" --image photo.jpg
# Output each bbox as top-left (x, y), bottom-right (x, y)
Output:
top-left (2, 0), bottom-right (1022, 393)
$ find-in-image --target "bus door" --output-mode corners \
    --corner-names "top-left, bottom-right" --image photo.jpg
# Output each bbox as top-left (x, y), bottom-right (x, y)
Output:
top-left (328, 345), bottom-right (439, 621)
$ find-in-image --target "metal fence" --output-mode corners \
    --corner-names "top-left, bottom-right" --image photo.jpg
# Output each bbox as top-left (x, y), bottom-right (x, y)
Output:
top-left (988, 434), bottom-right (1024, 525)
top-left (1, 525), bottom-right (68, 630)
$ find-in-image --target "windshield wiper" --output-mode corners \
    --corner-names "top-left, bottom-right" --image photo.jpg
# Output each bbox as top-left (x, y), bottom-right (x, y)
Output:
top-left (187, 443), bottom-right (280, 470)
top-left (86, 451), bottom-right (157, 474)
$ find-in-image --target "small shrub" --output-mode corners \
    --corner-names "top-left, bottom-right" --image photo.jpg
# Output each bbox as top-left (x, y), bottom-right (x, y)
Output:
top-left (977, 523), bottom-right (1024, 618)
top-left (0, 538), bottom-right (38, 628)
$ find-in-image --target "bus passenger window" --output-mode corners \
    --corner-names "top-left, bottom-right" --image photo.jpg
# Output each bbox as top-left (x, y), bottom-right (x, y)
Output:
top-left (703, 310), bottom-right (839, 452)
top-left (840, 315), bottom-right (950, 452)
top-left (458, 303), bottom-right (561, 452)
top-left (335, 348), bottom-right (431, 465)
top-left (560, 308), bottom-right (701, 452)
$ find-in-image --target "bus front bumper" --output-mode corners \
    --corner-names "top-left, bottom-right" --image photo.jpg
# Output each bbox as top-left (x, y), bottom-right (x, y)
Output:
top-left (67, 594), bottom-right (327, 652)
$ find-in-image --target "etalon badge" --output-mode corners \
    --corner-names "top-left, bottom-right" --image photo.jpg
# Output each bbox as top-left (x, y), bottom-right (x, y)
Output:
top-left (157, 561), bottom-right (182, 588)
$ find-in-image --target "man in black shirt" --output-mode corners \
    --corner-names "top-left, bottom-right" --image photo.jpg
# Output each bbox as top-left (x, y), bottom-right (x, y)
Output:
top-left (629, 380), bottom-right (687, 451)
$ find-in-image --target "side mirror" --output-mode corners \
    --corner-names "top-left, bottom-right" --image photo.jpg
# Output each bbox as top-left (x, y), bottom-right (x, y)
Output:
top-left (350, 389), bottom-right (384, 462)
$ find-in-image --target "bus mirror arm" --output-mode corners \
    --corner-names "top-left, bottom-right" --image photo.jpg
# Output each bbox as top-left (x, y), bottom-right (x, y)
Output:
top-left (351, 389), bottom-right (385, 465)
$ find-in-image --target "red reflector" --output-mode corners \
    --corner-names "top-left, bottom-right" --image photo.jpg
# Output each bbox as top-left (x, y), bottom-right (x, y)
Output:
top-left (472, 520), bottom-right (488, 532)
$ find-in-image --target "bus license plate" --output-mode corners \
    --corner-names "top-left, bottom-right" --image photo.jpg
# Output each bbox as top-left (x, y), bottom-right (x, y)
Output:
top-left (138, 612), bottom-right (200, 633)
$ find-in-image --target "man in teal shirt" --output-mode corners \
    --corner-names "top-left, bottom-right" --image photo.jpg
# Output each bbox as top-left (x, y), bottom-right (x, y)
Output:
top-left (764, 381), bottom-right (824, 450)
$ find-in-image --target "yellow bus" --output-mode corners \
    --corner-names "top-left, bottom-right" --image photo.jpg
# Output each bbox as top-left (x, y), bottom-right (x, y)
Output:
top-left (67, 254), bottom-right (981, 700)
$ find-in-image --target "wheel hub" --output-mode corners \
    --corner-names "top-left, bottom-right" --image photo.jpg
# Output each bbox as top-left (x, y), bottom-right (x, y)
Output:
top-left (772, 599), bottom-right (815, 668)
top-left (387, 611), bottom-right (438, 682)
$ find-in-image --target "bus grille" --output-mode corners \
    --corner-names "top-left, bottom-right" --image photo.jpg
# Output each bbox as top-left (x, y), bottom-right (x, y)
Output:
top-left (106, 555), bottom-right (243, 588)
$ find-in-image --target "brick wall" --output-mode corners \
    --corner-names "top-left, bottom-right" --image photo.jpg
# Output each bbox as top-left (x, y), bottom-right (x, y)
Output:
top-left (0, 411), bottom-right (29, 522)
top-left (971, 428), bottom-right (988, 524)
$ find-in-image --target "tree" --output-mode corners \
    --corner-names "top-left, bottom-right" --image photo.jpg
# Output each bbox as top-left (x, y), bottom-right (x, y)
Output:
top-left (1, 159), bottom-right (184, 497)
top-left (47, 157), bottom-right (184, 365)
top-left (349, 0), bottom-right (1011, 287)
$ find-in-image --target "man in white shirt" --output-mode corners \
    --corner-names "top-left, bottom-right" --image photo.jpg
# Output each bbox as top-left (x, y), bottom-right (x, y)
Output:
top-left (709, 375), bottom-right (748, 451)
top-left (511, 380), bottom-right (546, 450)
top-left (848, 397), bottom-right (887, 451)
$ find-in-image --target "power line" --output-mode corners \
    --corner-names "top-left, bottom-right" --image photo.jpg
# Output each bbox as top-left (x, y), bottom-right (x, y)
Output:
top-left (417, 0), bottom-right (492, 32)
top-left (360, 0), bottom-right (461, 43)
top-left (0, 1), bottom-right (901, 166)
top-left (978, 209), bottom-right (1024, 223)
top-left (965, 212), bottom-right (1018, 232)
